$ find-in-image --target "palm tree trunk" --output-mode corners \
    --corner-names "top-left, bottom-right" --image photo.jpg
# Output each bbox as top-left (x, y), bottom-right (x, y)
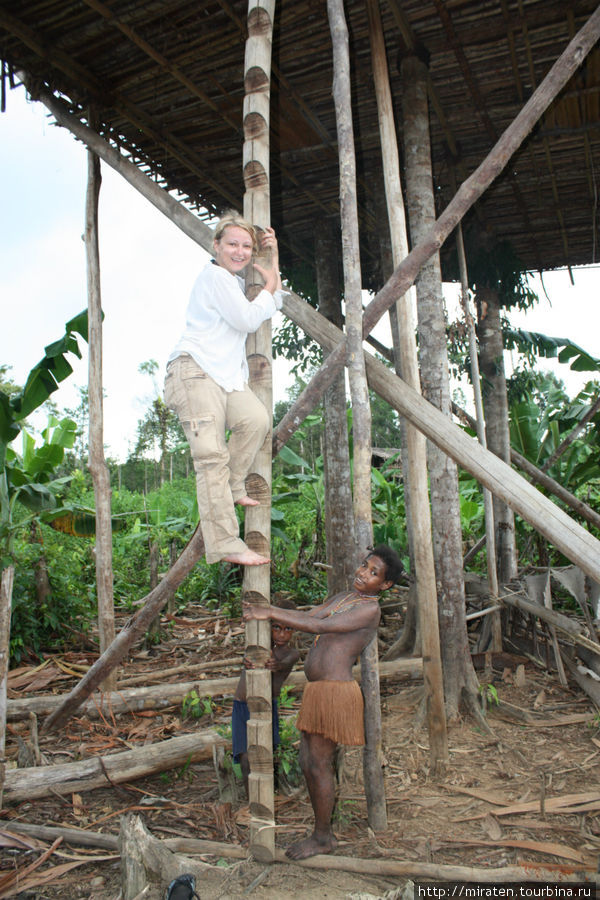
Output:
top-left (401, 53), bottom-right (480, 723)
top-left (242, 0), bottom-right (276, 863)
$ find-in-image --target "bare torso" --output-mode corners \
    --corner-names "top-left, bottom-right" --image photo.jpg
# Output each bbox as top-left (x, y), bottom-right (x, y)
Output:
top-left (303, 592), bottom-right (380, 682)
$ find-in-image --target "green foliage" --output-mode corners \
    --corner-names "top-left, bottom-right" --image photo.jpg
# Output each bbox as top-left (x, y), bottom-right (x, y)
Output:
top-left (479, 682), bottom-right (499, 714)
top-left (195, 560), bottom-right (241, 616)
top-left (181, 690), bottom-right (215, 720)
top-left (505, 329), bottom-right (600, 374)
top-left (332, 798), bottom-right (358, 827)
top-left (275, 714), bottom-right (302, 786)
top-left (9, 521), bottom-right (96, 661)
top-left (1, 312), bottom-right (88, 565)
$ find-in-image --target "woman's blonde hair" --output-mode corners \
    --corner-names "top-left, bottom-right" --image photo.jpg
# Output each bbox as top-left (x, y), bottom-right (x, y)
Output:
top-left (213, 210), bottom-right (258, 251)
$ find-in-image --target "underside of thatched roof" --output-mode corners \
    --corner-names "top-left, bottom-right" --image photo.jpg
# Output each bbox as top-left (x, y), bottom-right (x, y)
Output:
top-left (1, 0), bottom-right (599, 289)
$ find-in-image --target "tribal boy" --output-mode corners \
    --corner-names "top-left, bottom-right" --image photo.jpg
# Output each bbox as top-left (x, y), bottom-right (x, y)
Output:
top-left (233, 598), bottom-right (300, 797)
top-left (243, 545), bottom-right (403, 860)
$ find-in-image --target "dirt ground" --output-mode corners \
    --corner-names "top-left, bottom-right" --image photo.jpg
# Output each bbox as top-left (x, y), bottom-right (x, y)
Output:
top-left (2, 600), bottom-right (600, 899)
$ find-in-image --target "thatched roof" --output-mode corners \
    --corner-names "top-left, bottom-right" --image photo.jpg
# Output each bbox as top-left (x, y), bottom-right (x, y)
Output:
top-left (1, 0), bottom-right (599, 288)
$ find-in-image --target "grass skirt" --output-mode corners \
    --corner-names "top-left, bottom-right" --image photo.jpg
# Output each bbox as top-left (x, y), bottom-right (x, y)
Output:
top-left (296, 680), bottom-right (365, 745)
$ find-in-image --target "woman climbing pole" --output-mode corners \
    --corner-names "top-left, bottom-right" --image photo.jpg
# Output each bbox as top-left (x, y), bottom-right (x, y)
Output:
top-left (164, 210), bottom-right (286, 566)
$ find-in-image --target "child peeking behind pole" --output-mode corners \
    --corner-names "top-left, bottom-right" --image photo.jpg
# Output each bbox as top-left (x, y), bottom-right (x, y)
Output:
top-left (232, 597), bottom-right (300, 797)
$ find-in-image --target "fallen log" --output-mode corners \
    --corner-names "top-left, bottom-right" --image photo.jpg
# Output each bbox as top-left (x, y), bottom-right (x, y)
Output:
top-left (2, 816), bottom-right (595, 884)
top-left (116, 656), bottom-right (244, 689)
top-left (7, 658), bottom-right (423, 721)
top-left (3, 730), bottom-right (225, 804)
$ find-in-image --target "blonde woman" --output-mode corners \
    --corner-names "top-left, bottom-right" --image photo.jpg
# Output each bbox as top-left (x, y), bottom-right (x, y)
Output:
top-left (165, 211), bottom-right (286, 566)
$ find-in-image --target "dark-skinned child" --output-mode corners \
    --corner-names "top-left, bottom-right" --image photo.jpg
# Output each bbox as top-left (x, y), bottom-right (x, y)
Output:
top-left (243, 544), bottom-right (403, 860)
top-left (232, 597), bottom-right (300, 797)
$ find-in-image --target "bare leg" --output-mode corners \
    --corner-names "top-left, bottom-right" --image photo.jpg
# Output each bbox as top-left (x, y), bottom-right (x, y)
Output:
top-left (286, 731), bottom-right (338, 860)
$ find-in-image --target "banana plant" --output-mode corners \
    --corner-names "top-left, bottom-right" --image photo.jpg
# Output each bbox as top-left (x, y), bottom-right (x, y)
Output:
top-left (0, 311), bottom-right (88, 562)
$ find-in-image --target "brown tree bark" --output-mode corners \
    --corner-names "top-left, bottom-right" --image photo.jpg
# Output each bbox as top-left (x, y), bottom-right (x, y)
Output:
top-left (401, 54), bottom-right (480, 724)
top-left (367, 0), bottom-right (446, 765)
top-left (85, 142), bottom-right (116, 693)
top-left (315, 221), bottom-right (356, 593)
top-left (477, 286), bottom-right (519, 584)
top-left (328, 0), bottom-right (386, 829)
top-left (0, 565), bottom-right (14, 808)
top-left (454, 224), bottom-right (501, 652)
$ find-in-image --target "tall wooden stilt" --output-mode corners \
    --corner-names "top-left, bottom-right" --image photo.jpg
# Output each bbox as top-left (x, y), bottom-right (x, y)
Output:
top-left (327, 0), bottom-right (387, 829)
top-left (454, 222), bottom-right (501, 651)
top-left (367, 0), bottom-right (448, 769)
top-left (0, 565), bottom-right (14, 809)
top-left (242, 0), bottom-right (276, 863)
top-left (315, 223), bottom-right (357, 593)
top-left (85, 135), bottom-right (116, 693)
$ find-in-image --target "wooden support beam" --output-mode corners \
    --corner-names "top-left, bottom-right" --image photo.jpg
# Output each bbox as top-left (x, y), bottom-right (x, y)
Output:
top-left (274, 5), bottom-right (600, 450)
top-left (367, 0), bottom-right (447, 772)
top-left (242, 1), bottom-right (277, 862)
top-left (329, 0), bottom-right (387, 829)
top-left (0, 565), bottom-right (14, 808)
top-left (85, 129), bottom-right (116, 692)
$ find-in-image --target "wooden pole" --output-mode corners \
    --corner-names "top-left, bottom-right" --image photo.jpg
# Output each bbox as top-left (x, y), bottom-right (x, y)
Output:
top-left (85, 129), bottom-right (116, 692)
top-left (366, 0), bottom-right (447, 770)
top-left (315, 223), bottom-right (357, 593)
top-left (242, 0), bottom-right (276, 863)
top-left (0, 565), bottom-right (14, 808)
top-left (455, 222), bottom-right (501, 651)
top-left (328, 0), bottom-right (387, 828)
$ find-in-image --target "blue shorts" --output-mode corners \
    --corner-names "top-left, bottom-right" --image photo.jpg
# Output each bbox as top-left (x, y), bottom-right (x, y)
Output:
top-left (232, 698), bottom-right (280, 763)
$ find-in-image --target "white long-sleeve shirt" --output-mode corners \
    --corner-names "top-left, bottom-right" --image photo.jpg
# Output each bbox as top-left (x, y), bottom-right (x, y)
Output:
top-left (169, 260), bottom-right (286, 391)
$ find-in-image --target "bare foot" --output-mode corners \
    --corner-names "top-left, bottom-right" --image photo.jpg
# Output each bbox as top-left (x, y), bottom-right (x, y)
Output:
top-left (235, 496), bottom-right (260, 507)
top-left (285, 832), bottom-right (337, 860)
top-left (223, 549), bottom-right (270, 566)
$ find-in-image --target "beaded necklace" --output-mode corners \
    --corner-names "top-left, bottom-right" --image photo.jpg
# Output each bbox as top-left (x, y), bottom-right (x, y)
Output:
top-left (313, 591), bottom-right (376, 643)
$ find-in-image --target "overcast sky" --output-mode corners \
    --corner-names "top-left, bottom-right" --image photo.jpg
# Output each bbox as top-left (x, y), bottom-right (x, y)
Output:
top-left (1, 84), bottom-right (599, 462)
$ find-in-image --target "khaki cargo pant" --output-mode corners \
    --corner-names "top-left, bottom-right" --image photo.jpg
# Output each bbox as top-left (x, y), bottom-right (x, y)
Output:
top-left (164, 353), bottom-right (269, 563)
